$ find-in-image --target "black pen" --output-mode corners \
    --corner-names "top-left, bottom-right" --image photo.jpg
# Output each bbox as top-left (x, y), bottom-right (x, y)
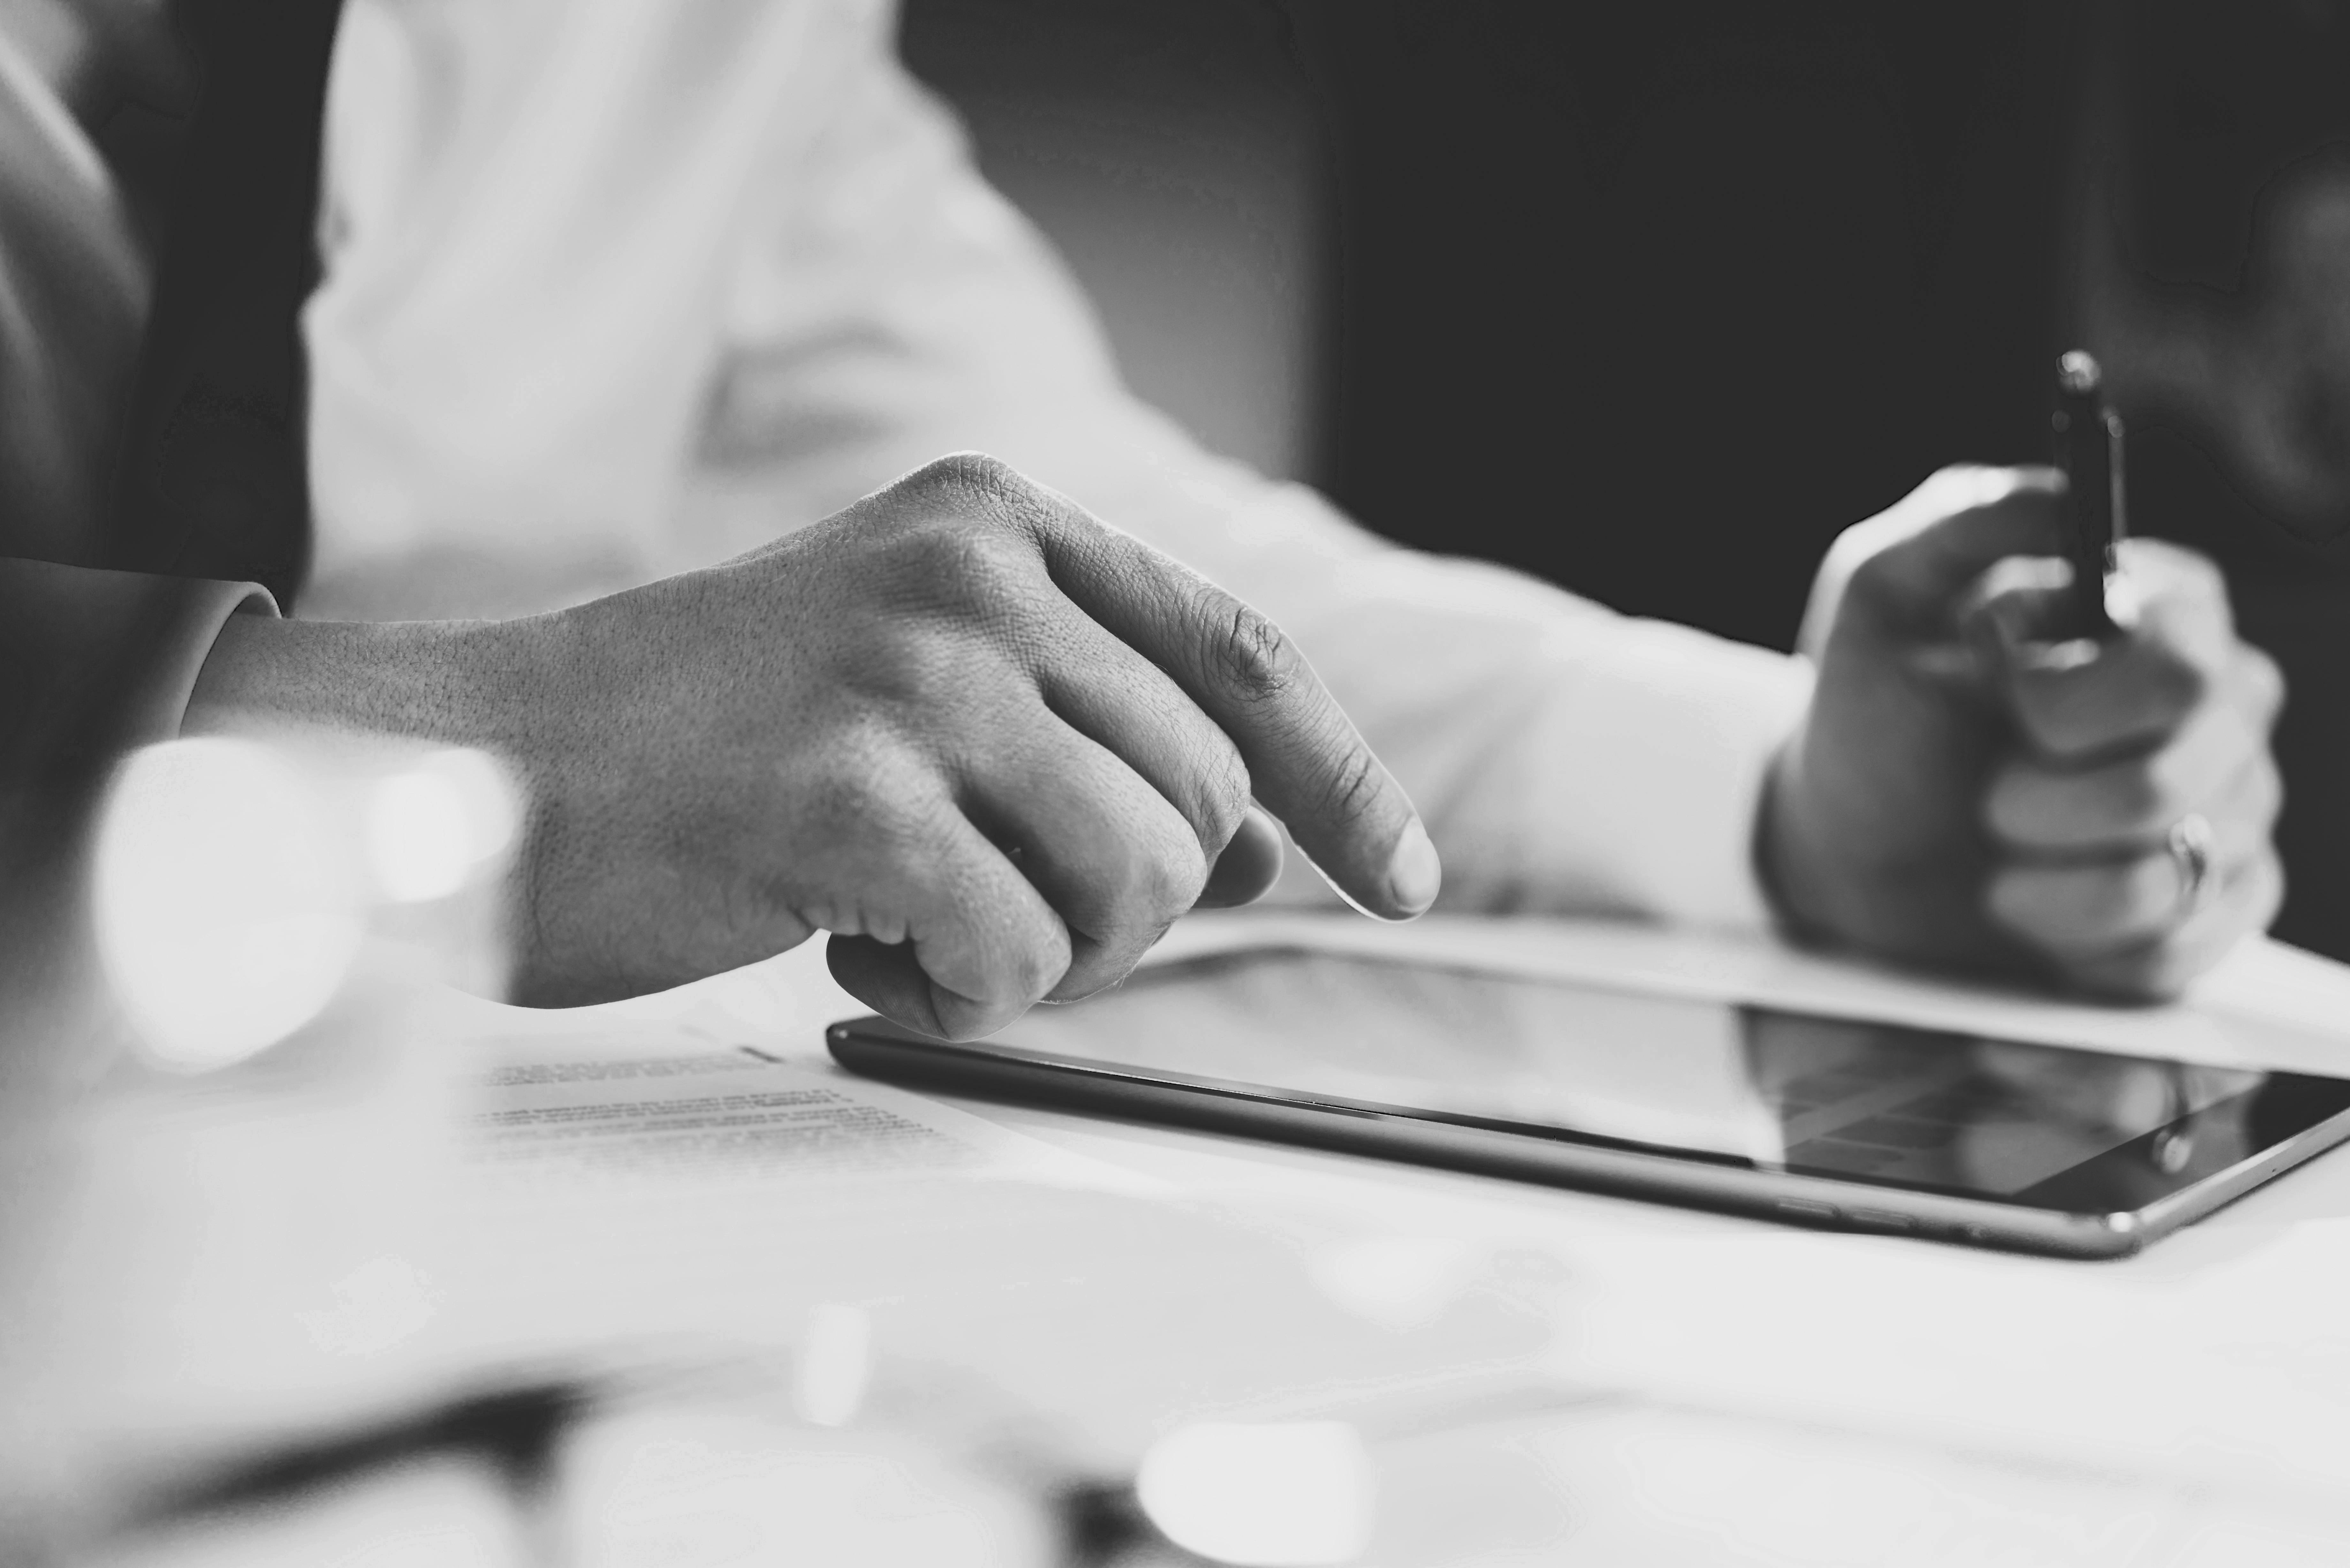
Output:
top-left (2053, 349), bottom-right (2125, 635)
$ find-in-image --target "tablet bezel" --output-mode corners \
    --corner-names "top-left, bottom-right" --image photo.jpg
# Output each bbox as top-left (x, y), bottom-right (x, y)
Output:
top-left (827, 990), bottom-right (2350, 1260)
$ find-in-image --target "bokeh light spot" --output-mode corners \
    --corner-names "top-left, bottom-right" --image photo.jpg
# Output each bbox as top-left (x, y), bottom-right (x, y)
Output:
top-left (1136, 1421), bottom-right (1373, 1566)
top-left (93, 738), bottom-right (361, 1070)
top-left (365, 749), bottom-right (516, 903)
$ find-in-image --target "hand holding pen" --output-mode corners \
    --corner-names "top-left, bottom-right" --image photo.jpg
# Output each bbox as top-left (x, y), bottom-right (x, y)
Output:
top-left (1764, 421), bottom-right (2287, 998)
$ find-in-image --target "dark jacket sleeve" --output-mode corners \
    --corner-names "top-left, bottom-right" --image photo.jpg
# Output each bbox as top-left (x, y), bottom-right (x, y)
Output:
top-left (0, 559), bottom-right (275, 788)
top-left (0, 561), bottom-right (274, 1066)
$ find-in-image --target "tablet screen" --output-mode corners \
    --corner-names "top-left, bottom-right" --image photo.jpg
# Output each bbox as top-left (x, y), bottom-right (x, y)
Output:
top-left (988, 950), bottom-right (2350, 1210)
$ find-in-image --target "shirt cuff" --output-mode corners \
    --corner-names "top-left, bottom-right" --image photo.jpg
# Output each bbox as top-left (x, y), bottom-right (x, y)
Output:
top-left (158, 578), bottom-right (282, 739)
top-left (1439, 616), bottom-right (1816, 933)
top-left (0, 559), bottom-right (278, 778)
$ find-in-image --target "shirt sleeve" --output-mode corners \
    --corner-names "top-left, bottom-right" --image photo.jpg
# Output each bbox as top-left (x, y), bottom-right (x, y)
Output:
top-left (0, 560), bottom-right (277, 782)
top-left (683, 32), bottom-right (1812, 931)
top-left (300, 0), bottom-right (1810, 930)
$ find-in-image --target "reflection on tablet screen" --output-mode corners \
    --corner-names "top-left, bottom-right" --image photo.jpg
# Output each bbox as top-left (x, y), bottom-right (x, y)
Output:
top-left (992, 950), bottom-right (2341, 1211)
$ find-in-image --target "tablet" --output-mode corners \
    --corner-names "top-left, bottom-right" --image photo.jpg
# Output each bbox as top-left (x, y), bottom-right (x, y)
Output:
top-left (828, 947), bottom-right (2350, 1257)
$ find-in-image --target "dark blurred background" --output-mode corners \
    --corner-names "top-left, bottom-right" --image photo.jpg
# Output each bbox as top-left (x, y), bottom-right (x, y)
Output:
top-left (902, 0), bottom-right (2350, 961)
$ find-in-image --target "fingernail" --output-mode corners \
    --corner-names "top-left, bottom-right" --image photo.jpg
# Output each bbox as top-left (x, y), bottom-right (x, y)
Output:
top-left (1386, 818), bottom-right (1441, 916)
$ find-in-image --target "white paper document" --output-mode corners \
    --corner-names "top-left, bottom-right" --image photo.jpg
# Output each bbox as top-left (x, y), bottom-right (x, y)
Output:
top-left (476, 1049), bottom-right (988, 1179)
top-left (466, 1034), bottom-right (1154, 1194)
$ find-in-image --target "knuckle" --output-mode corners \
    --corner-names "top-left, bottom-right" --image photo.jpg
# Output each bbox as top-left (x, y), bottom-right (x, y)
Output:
top-left (837, 610), bottom-right (1027, 724)
top-left (1141, 829), bottom-right (1208, 918)
top-left (836, 619), bottom-right (956, 708)
top-left (1911, 464), bottom-right (1996, 519)
top-left (2239, 645), bottom-right (2288, 724)
top-left (952, 923), bottom-right (1067, 1027)
top-left (1006, 931), bottom-right (1066, 1005)
top-left (899, 450), bottom-right (1034, 513)
top-left (1098, 820), bottom-right (1205, 931)
top-left (1182, 733), bottom-right (1252, 848)
top-left (1212, 599), bottom-right (1301, 705)
top-left (2249, 757), bottom-right (2286, 829)
top-left (2251, 850), bottom-right (2287, 928)
top-left (884, 521), bottom-right (1046, 628)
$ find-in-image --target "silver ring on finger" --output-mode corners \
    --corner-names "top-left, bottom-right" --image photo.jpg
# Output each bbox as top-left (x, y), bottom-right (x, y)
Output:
top-left (2167, 812), bottom-right (2217, 918)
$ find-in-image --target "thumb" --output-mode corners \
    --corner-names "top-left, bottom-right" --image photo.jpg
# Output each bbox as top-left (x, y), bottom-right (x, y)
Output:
top-left (1799, 466), bottom-right (2070, 658)
top-left (1193, 805), bottom-right (1285, 909)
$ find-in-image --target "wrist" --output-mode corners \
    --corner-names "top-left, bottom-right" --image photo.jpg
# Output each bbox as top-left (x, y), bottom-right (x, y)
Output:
top-left (184, 612), bottom-right (549, 754)
top-left (1754, 730), bottom-right (1842, 946)
top-left (1756, 724), bottom-right (2030, 979)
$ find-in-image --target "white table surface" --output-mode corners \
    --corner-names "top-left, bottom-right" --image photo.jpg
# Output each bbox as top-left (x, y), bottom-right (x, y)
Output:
top-left (51, 913), bottom-right (2350, 1567)
top-left (630, 913), bottom-right (2350, 1564)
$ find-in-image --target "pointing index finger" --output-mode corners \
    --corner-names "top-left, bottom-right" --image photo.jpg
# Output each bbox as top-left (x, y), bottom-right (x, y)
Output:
top-left (1007, 472), bottom-right (1438, 919)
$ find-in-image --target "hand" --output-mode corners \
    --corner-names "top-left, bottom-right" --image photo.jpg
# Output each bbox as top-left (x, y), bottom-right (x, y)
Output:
top-left (1759, 466), bottom-right (2285, 999)
top-left (193, 455), bottom-right (1439, 1035)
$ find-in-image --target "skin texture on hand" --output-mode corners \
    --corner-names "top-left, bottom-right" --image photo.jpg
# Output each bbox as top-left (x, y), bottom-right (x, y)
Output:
top-left (188, 455), bottom-right (1439, 1037)
top-left (1761, 465), bottom-right (2285, 1000)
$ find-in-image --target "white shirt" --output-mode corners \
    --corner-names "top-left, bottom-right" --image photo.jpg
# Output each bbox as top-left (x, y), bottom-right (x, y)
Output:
top-left (294, 0), bottom-right (1812, 928)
